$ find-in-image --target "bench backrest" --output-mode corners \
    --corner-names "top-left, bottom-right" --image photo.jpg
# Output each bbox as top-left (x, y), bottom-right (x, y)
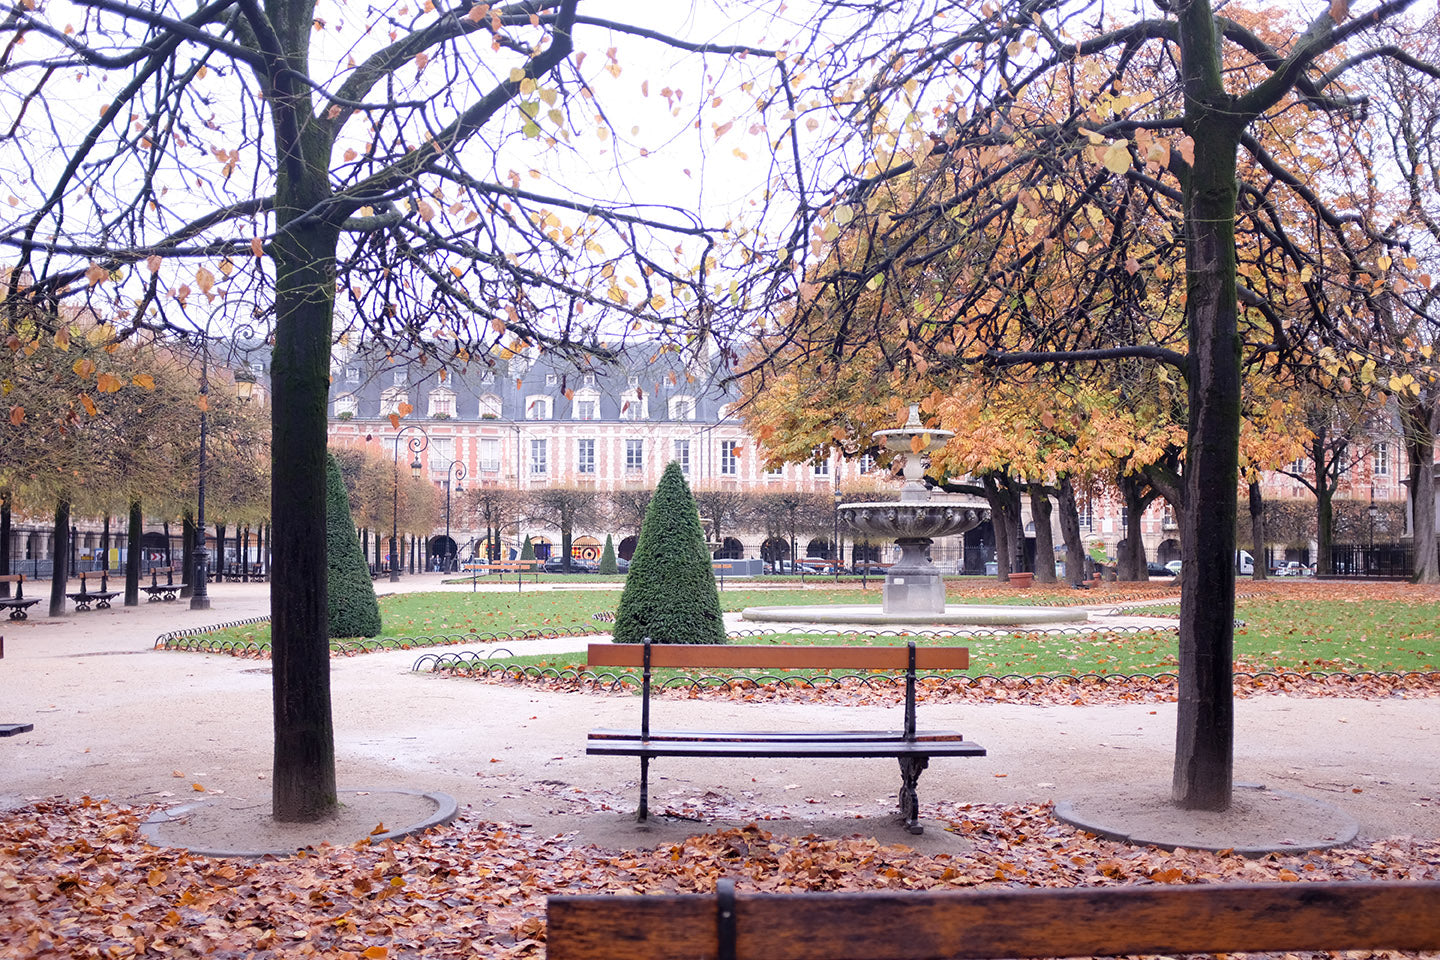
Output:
top-left (587, 643), bottom-right (969, 671)
top-left (547, 879), bottom-right (1440, 960)
top-left (0, 574), bottom-right (22, 583)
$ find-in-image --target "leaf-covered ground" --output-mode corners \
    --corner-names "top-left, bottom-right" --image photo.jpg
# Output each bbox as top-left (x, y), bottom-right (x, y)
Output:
top-left (4, 797), bottom-right (1439, 959)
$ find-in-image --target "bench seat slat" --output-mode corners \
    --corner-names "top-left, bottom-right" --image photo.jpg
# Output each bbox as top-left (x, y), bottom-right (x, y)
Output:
top-left (587, 643), bottom-right (969, 671)
top-left (588, 739), bottom-right (986, 759)
top-left (589, 728), bottom-right (966, 743)
top-left (547, 880), bottom-right (1440, 960)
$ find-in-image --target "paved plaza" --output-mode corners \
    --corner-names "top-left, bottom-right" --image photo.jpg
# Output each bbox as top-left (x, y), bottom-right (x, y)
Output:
top-left (1, 575), bottom-right (1437, 853)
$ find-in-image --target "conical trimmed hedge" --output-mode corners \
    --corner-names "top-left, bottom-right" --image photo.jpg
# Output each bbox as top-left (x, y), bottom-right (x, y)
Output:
top-left (612, 462), bottom-right (724, 645)
top-left (599, 533), bottom-right (618, 575)
top-left (327, 452), bottom-right (382, 638)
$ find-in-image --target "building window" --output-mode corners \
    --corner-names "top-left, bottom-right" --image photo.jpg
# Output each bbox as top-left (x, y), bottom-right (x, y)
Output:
top-left (344, 366), bottom-right (359, 383)
top-left (1079, 504), bottom-right (1092, 530)
top-left (530, 438), bottom-right (548, 475)
top-left (766, 463), bottom-right (784, 478)
top-left (480, 372), bottom-right (496, 386)
top-left (627, 375), bottom-right (640, 388)
top-left (673, 439), bottom-right (691, 474)
top-left (334, 393), bottom-right (358, 417)
top-left (380, 387), bottom-right (408, 416)
top-left (546, 373), bottom-right (558, 386)
top-left (478, 394), bottom-right (502, 418)
top-left (577, 439), bottom-right (596, 474)
top-left (619, 395), bottom-right (647, 420)
top-left (669, 395), bottom-right (696, 421)
top-left (720, 441), bottom-right (739, 476)
top-left (427, 437), bottom-right (455, 473)
top-left (428, 390), bottom-right (455, 418)
top-left (1373, 441), bottom-right (1390, 477)
top-left (583, 373), bottom-right (597, 388)
top-left (391, 369), bottom-right (408, 386)
top-left (858, 454), bottom-right (876, 474)
top-left (525, 395), bottom-right (552, 420)
top-left (812, 447), bottom-right (830, 476)
top-left (479, 437), bottom-right (500, 472)
top-left (626, 439), bottom-right (644, 471)
top-left (574, 397), bottom-right (599, 420)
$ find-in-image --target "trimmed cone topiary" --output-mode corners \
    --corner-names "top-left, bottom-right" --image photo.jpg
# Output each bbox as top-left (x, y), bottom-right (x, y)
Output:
top-left (519, 535), bottom-right (535, 561)
top-left (598, 533), bottom-right (618, 575)
top-left (612, 461), bottom-right (724, 644)
top-left (326, 452), bottom-right (382, 638)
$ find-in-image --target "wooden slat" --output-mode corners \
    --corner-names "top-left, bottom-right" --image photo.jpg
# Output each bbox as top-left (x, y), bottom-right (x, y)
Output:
top-left (588, 728), bottom-right (966, 743)
top-left (546, 881), bottom-right (1440, 960)
top-left (586, 643), bottom-right (969, 671)
top-left (586, 739), bottom-right (985, 759)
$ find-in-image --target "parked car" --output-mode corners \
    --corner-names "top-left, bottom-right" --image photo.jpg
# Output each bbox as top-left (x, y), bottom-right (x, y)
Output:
top-left (798, 557), bottom-right (838, 574)
top-left (1146, 561), bottom-right (1170, 577)
top-left (541, 556), bottom-right (597, 574)
top-left (1165, 560), bottom-right (1182, 575)
top-left (850, 561), bottom-right (889, 576)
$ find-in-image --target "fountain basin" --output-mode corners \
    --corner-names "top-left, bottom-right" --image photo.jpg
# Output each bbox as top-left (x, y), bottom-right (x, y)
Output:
top-left (740, 603), bottom-right (1090, 626)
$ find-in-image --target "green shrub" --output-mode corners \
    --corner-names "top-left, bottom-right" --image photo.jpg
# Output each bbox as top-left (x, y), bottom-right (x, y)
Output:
top-left (519, 536), bottom-right (535, 561)
top-left (326, 452), bottom-right (382, 638)
top-left (599, 534), bottom-right (618, 575)
top-left (612, 461), bottom-right (724, 644)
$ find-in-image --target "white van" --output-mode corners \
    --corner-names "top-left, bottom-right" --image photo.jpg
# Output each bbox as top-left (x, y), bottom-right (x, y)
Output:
top-left (1235, 550), bottom-right (1254, 575)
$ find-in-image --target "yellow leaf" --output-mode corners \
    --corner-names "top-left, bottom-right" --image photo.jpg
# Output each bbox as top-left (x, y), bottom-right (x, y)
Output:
top-left (1177, 136), bottom-right (1195, 166)
top-left (196, 395), bottom-right (209, 412)
top-left (85, 263), bottom-right (108, 287)
top-left (9, 406), bottom-right (24, 426)
top-left (1102, 141), bottom-right (1131, 175)
top-left (363, 946), bottom-right (388, 959)
top-left (81, 394), bottom-right (99, 416)
top-left (388, 413), bottom-right (401, 429)
top-left (54, 327), bottom-right (71, 351)
top-left (397, 401), bottom-right (414, 417)
top-left (97, 373), bottom-right (124, 393)
top-left (251, 237), bottom-right (265, 257)
top-left (466, 3), bottom-right (488, 23)
top-left (1329, 0), bottom-right (1348, 21)
top-left (132, 374), bottom-right (155, 390)
top-left (147, 254), bottom-right (162, 273)
top-left (196, 266), bottom-right (215, 294)
top-left (73, 357), bottom-right (96, 380)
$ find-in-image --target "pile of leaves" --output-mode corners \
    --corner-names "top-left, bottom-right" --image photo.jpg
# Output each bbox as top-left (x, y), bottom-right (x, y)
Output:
top-left (4, 798), bottom-right (1438, 959)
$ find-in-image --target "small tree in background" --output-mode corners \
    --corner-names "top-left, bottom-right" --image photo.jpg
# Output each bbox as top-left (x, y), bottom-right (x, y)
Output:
top-left (613, 462), bottom-right (724, 645)
top-left (519, 536), bottom-right (535, 562)
top-left (599, 534), bottom-right (618, 575)
top-left (326, 454), bottom-right (381, 639)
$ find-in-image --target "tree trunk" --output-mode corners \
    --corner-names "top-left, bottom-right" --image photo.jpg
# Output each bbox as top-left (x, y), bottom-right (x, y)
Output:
top-left (1402, 394), bottom-right (1438, 584)
top-left (0, 488), bottom-right (11, 598)
top-left (1029, 482), bottom-right (1057, 583)
top-left (1248, 480), bottom-right (1267, 581)
top-left (1056, 477), bottom-right (1086, 587)
top-left (1173, 97), bottom-right (1242, 810)
top-left (269, 215), bottom-right (341, 822)
top-left (48, 498), bottom-right (71, 618)
top-left (125, 500), bottom-right (142, 606)
top-left (983, 475), bottom-right (1013, 581)
top-left (1117, 474), bottom-right (1148, 580)
top-left (101, 516), bottom-right (111, 570)
top-left (215, 523), bottom-right (227, 579)
top-left (180, 511), bottom-right (196, 598)
top-left (1315, 473), bottom-right (1334, 577)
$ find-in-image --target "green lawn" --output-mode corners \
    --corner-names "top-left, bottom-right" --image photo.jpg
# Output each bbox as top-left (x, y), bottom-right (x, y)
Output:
top-left (173, 582), bottom-right (1440, 676)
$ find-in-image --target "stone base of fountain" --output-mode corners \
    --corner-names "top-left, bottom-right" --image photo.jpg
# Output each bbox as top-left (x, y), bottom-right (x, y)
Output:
top-left (739, 603), bottom-right (1089, 627)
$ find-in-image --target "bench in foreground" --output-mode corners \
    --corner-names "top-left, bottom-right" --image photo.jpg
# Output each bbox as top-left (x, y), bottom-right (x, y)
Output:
top-left (548, 878), bottom-right (1440, 960)
top-left (586, 640), bottom-right (984, 834)
top-left (0, 575), bottom-right (40, 620)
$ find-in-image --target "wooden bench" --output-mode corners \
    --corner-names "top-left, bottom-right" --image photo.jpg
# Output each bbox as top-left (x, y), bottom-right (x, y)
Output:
top-left (586, 640), bottom-right (984, 834)
top-left (139, 566), bottom-right (178, 602)
top-left (0, 575), bottom-right (41, 620)
top-left (548, 878), bottom-right (1440, 960)
top-left (66, 570), bottom-right (120, 611)
top-left (466, 560), bottom-right (541, 591)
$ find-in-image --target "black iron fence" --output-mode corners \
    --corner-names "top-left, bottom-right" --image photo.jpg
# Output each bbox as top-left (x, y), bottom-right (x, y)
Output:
top-left (1328, 543), bottom-right (1414, 579)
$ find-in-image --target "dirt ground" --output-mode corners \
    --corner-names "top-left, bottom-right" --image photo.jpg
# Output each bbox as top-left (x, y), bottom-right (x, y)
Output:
top-left (2, 575), bottom-right (1436, 854)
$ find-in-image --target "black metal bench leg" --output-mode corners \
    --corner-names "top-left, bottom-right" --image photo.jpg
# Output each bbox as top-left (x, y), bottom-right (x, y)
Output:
top-left (637, 755), bottom-right (651, 822)
top-left (898, 756), bottom-right (929, 835)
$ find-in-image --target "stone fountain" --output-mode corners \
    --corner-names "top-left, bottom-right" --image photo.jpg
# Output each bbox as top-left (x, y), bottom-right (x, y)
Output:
top-left (741, 406), bottom-right (1088, 626)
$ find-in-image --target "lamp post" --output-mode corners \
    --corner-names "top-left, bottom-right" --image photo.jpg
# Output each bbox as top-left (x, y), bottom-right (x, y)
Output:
top-left (443, 459), bottom-right (467, 573)
top-left (391, 425), bottom-right (429, 582)
top-left (833, 488), bottom-right (843, 582)
top-left (1368, 496), bottom-right (1378, 575)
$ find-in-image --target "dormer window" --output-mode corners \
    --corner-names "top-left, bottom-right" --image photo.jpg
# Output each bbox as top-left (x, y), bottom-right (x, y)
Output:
top-left (334, 393), bottom-right (358, 417)
top-left (545, 373), bottom-right (558, 386)
top-left (344, 367), bottom-right (359, 383)
top-left (478, 393), bottom-right (502, 419)
top-left (668, 395), bottom-right (696, 421)
top-left (428, 389), bottom-right (456, 419)
top-left (583, 372), bottom-right (597, 388)
top-left (381, 387), bottom-right (408, 416)
top-left (573, 389), bottom-right (601, 420)
top-left (392, 369), bottom-right (408, 386)
top-left (619, 394), bottom-right (648, 421)
top-left (525, 395), bottom-right (552, 420)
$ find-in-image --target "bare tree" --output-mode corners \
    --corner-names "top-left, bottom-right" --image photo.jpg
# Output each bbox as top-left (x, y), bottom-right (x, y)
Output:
top-left (1, 0), bottom-right (788, 821)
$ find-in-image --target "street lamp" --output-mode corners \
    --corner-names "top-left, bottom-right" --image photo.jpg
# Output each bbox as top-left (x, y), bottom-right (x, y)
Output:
top-left (1368, 496), bottom-right (1378, 574)
top-left (443, 459), bottom-right (467, 573)
top-left (191, 343), bottom-right (212, 610)
top-left (391, 424), bottom-right (429, 582)
top-left (833, 488), bottom-right (843, 582)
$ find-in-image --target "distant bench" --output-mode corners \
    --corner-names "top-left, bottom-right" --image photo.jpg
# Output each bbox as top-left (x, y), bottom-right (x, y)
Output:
top-left (463, 560), bottom-right (541, 591)
top-left (140, 566), bottom-right (178, 602)
top-left (0, 575), bottom-right (40, 620)
top-left (66, 570), bottom-right (120, 611)
top-left (586, 639), bottom-right (984, 834)
top-left (548, 879), bottom-right (1440, 960)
